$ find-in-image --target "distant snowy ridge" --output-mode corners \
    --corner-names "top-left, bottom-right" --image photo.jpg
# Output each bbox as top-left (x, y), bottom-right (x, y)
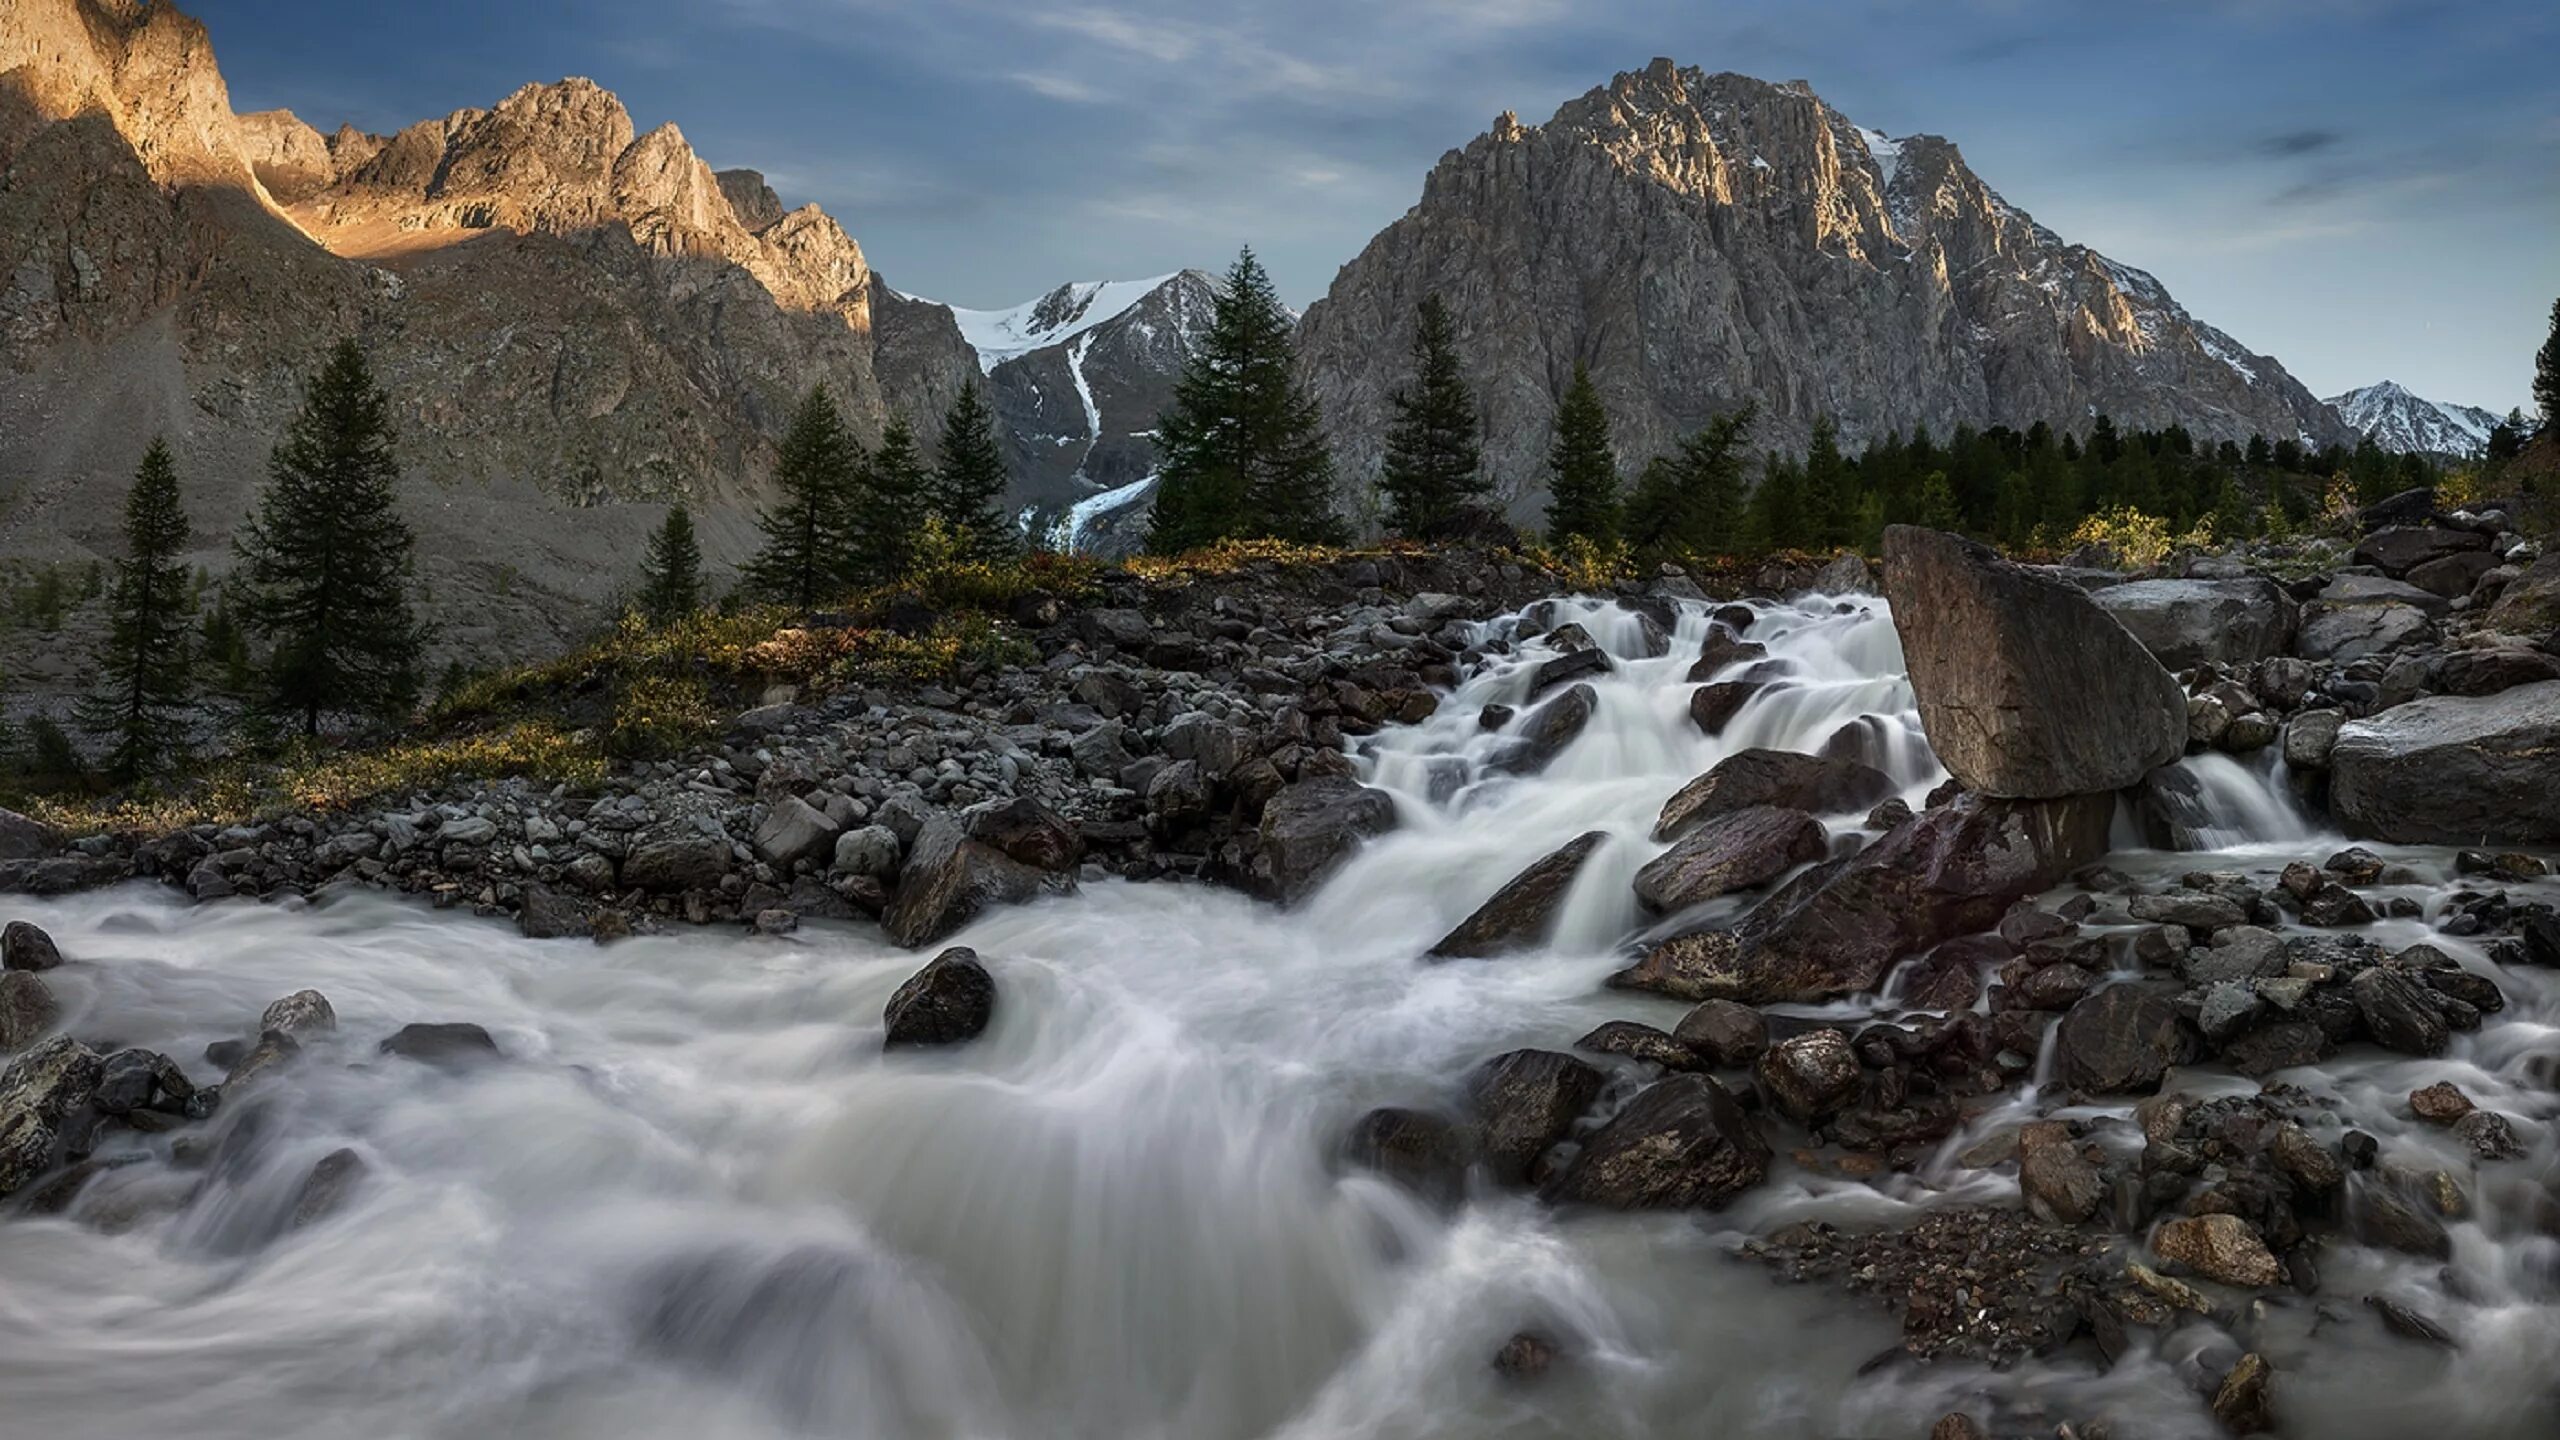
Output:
top-left (2325, 381), bottom-right (2504, 457)
top-left (926, 275), bottom-right (1187, 373)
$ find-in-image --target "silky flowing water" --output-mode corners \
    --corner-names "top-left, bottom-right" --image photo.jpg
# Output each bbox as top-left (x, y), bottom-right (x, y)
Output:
top-left (1, 595), bottom-right (2552, 1439)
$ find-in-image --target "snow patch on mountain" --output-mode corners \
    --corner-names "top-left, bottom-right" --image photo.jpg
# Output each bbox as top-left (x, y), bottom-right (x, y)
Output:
top-left (933, 275), bottom-right (1186, 373)
top-left (2326, 381), bottom-right (2503, 457)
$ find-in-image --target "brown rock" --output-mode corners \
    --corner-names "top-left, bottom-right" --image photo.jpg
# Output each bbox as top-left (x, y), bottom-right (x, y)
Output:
top-left (2153, 1213), bottom-right (2281, 1287)
top-left (1430, 831), bottom-right (1606, 958)
top-left (2408, 1080), bottom-right (2475, 1125)
top-left (1632, 806), bottom-right (1826, 913)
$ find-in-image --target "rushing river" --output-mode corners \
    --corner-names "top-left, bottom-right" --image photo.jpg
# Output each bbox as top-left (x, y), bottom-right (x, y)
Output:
top-left (1, 594), bottom-right (2552, 1440)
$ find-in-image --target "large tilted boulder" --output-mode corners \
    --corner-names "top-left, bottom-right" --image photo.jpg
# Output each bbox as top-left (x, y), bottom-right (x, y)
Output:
top-left (1611, 792), bottom-right (2113, 1003)
top-left (2092, 579), bottom-right (2298, 671)
top-left (1881, 526), bottom-right (2186, 798)
top-left (1653, 749), bottom-right (1895, 841)
top-left (1252, 776), bottom-right (1398, 904)
top-left (1632, 806), bottom-right (1826, 914)
top-left (2329, 680), bottom-right (2560, 844)
top-left (883, 814), bottom-right (1074, 947)
top-left (1542, 1074), bottom-right (1770, 1209)
top-left (1431, 831), bottom-right (1607, 958)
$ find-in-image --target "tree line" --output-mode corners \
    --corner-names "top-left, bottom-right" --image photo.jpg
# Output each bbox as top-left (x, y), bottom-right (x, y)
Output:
top-left (1145, 251), bottom-right (2559, 558)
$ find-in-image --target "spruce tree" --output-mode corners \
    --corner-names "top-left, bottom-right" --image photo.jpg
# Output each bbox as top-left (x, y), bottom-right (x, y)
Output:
top-left (1543, 364), bottom-right (1619, 543)
top-left (745, 385), bottom-right (865, 609)
top-left (1376, 294), bottom-right (1486, 539)
top-left (1148, 248), bottom-right (1342, 553)
top-left (637, 503), bottom-right (704, 624)
top-left (237, 338), bottom-right (425, 736)
top-left (932, 383), bottom-right (1016, 559)
top-left (2535, 296), bottom-right (2559, 433)
top-left (80, 437), bottom-right (196, 782)
top-left (855, 414), bottom-right (934, 582)
top-left (1803, 417), bottom-right (1849, 548)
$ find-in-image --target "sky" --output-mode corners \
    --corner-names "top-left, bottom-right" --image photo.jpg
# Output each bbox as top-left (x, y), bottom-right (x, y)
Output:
top-left (192, 0), bottom-right (2560, 412)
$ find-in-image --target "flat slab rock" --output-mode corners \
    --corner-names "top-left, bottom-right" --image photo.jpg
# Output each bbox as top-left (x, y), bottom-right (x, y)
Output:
top-left (2330, 679), bottom-right (2560, 845)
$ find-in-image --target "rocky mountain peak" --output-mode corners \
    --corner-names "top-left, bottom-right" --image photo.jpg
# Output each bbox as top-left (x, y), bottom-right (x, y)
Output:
top-left (1297, 61), bottom-right (2350, 517)
top-left (2326, 381), bottom-right (2503, 456)
top-left (715, 167), bottom-right (785, 233)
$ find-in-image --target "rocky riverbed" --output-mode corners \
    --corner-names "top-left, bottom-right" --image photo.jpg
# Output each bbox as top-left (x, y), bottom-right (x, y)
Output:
top-left (2, 498), bottom-right (2558, 1439)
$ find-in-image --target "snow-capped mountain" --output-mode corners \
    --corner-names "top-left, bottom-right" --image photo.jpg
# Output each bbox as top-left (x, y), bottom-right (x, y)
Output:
top-left (2325, 381), bottom-right (2505, 457)
top-left (912, 271), bottom-right (1219, 550)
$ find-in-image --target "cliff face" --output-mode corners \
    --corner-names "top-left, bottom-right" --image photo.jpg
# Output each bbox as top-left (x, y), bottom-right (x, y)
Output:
top-left (1296, 61), bottom-right (2351, 518)
top-left (0, 0), bottom-right (979, 682)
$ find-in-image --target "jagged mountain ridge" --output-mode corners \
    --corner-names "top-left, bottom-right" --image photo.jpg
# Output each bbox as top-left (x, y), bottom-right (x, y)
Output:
top-left (1296, 60), bottom-right (2353, 519)
top-left (910, 270), bottom-right (1217, 548)
top-left (0, 0), bottom-right (980, 680)
top-left (2325, 381), bottom-right (2503, 457)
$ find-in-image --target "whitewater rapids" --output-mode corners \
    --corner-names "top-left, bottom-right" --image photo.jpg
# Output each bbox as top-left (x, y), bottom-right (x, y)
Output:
top-left (0, 594), bottom-right (2551, 1440)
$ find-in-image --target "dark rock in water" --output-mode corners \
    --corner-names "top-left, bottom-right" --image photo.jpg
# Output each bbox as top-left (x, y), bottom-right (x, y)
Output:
top-left (1527, 645), bottom-right (1611, 699)
top-left (1865, 797), bottom-right (1913, 831)
top-left (1492, 1331), bottom-right (1558, 1381)
top-left (1, 920), bottom-right (62, 972)
top-left (93, 1048), bottom-right (193, 1117)
top-left (883, 946), bottom-right (996, 1048)
top-left (1687, 681), bottom-right (1763, 735)
top-left (1881, 526), bottom-right (2185, 798)
top-left (1689, 626), bottom-right (1766, 681)
top-left (2017, 1119), bottom-right (2103, 1224)
top-left (1930, 1414), bottom-right (1988, 1440)
top-left (1466, 1049), bottom-right (1605, 1185)
top-left (2354, 525), bottom-right (2487, 577)
top-left (224, 1030), bottom-right (302, 1089)
top-left (1671, 999), bottom-right (1767, 1067)
top-left (1252, 777), bottom-right (1399, 905)
top-left (260, 989), bottom-right (337, 1038)
top-left (1573, 1020), bottom-right (1702, 1071)
top-left (291, 1147), bottom-right (368, 1228)
top-left (2056, 985), bottom-right (2201, 1094)
top-left (1820, 713), bottom-right (1902, 771)
top-left (1895, 937), bottom-right (1997, 1011)
top-left (1430, 831), bottom-right (1606, 959)
top-left (2364, 1294), bottom-right (2455, 1347)
top-left (2349, 967), bottom-right (2448, 1055)
top-left (1341, 1106), bottom-right (1469, 1206)
top-left (2330, 680), bottom-right (2560, 844)
top-left (1477, 703), bottom-right (1514, 730)
top-left (2296, 882), bottom-right (2376, 928)
top-left (2093, 578), bottom-right (2298, 670)
top-left (2222, 1019), bottom-right (2331, 1077)
top-left (2452, 1109), bottom-right (2525, 1161)
top-left (2350, 1179), bottom-right (2451, 1259)
top-left (887, 813), bottom-right (1075, 944)
top-left (964, 798), bottom-right (1084, 872)
top-left (622, 823), bottom-right (734, 894)
top-left (516, 884), bottom-right (593, 940)
top-left (1490, 683), bottom-right (1596, 777)
top-left (2211, 1352), bottom-right (2275, 1435)
top-left (1753, 1030), bottom-right (1860, 1124)
top-left (1653, 749), bottom-right (1896, 841)
top-left (0, 1036), bottom-right (101, 1198)
top-left (379, 1022), bottom-right (501, 1068)
top-left (1623, 792), bottom-right (2113, 1004)
top-left (1631, 806), bottom-right (1826, 913)
top-left (2153, 1212), bottom-right (2282, 1286)
top-left (1543, 1074), bottom-right (1770, 1209)
top-left (0, 970), bottom-right (58, 1051)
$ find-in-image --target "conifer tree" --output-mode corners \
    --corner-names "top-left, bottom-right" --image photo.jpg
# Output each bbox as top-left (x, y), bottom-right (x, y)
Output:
top-left (1543, 364), bottom-right (1619, 543)
top-left (933, 383), bottom-right (1016, 558)
top-left (80, 437), bottom-right (196, 782)
top-left (1622, 409), bottom-right (1755, 555)
top-left (855, 414), bottom-right (934, 581)
top-left (1376, 294), bottom-right (1487, 538)
top-left (745, 385), bottom-right (865, 609)
top-left (1803, 417), bottom-right (1849, 548)
top-left (1148, 248), bottom-right (1342, 553)
top-left (237, 339), bottom-right (425, 736)
top-left (2535, 296), bottom-right (2559, 433)
top-left (637, 503), bottom-right (704, 624)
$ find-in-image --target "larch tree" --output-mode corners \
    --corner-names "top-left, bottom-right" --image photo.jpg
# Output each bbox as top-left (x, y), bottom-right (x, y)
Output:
top-left (1147, 247), bottom-right (1342, 553)
top-left (745, 385), bottom-right (866, 609)
top-left (1543, 364), bottom-right (1620, 543)
top-left (236, 339), bottom-right (425, 736)
top-left (1376, 294), bottom-right (1487, 539)
top-left (933, 383), bottom-right (1016, 559)
top-left (637, 502), bottom-right (704, 624)
top-left (855, 414), bottom-right (934, 582)
top-left (81, 437), bottom-right (196, 781)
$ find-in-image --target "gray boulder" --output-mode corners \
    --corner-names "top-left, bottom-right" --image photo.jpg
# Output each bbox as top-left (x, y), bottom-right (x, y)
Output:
top-left (751, 797), bottom-right (840, 871)
top-left (1, 920), bottom-right (61, 972)
top-left (884, 814), bottom-right (1072, 947)
top-left (2354, 525), bottom-right (2486, 577)
top-left (2330, 680), bottom-right (2560, 843)
top-left (1881, 526), bottom-right (2185, 798)
top-left (0, 808), bottom-right (57, 862)
top-left (1542, 1074), bottom-right (1770, 1209)
top-left (2055, 985), bottom-right (2200, 1094)
top-left (2297, 601), bottom-right (2433, 663)
top-left (2093, 578), bottom-right (2298, 671)
top-left (831, 825), bottom-right (902, 878)
top-left (1431, 831), bottom-right (1607, 959)
top-left (622, 824), bottom-right (733, 894)
top-left (1465, 1048), bottom-right (1606, 1185)
top-left (1253, 777), bottom-right (1398, 905)
top-left (0, 970), bottom-right (57, 1051)
top-left (1490, 683), bottom-right (1596, 777)
top-left (1632, 806), bottom-right (1826, 913)
top-left (0, 1036), bottom-right (101, 1198)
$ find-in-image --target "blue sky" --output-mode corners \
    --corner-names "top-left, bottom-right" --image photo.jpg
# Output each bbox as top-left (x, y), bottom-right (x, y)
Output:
top-left (194, 0), bottom-right (2559, 411)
